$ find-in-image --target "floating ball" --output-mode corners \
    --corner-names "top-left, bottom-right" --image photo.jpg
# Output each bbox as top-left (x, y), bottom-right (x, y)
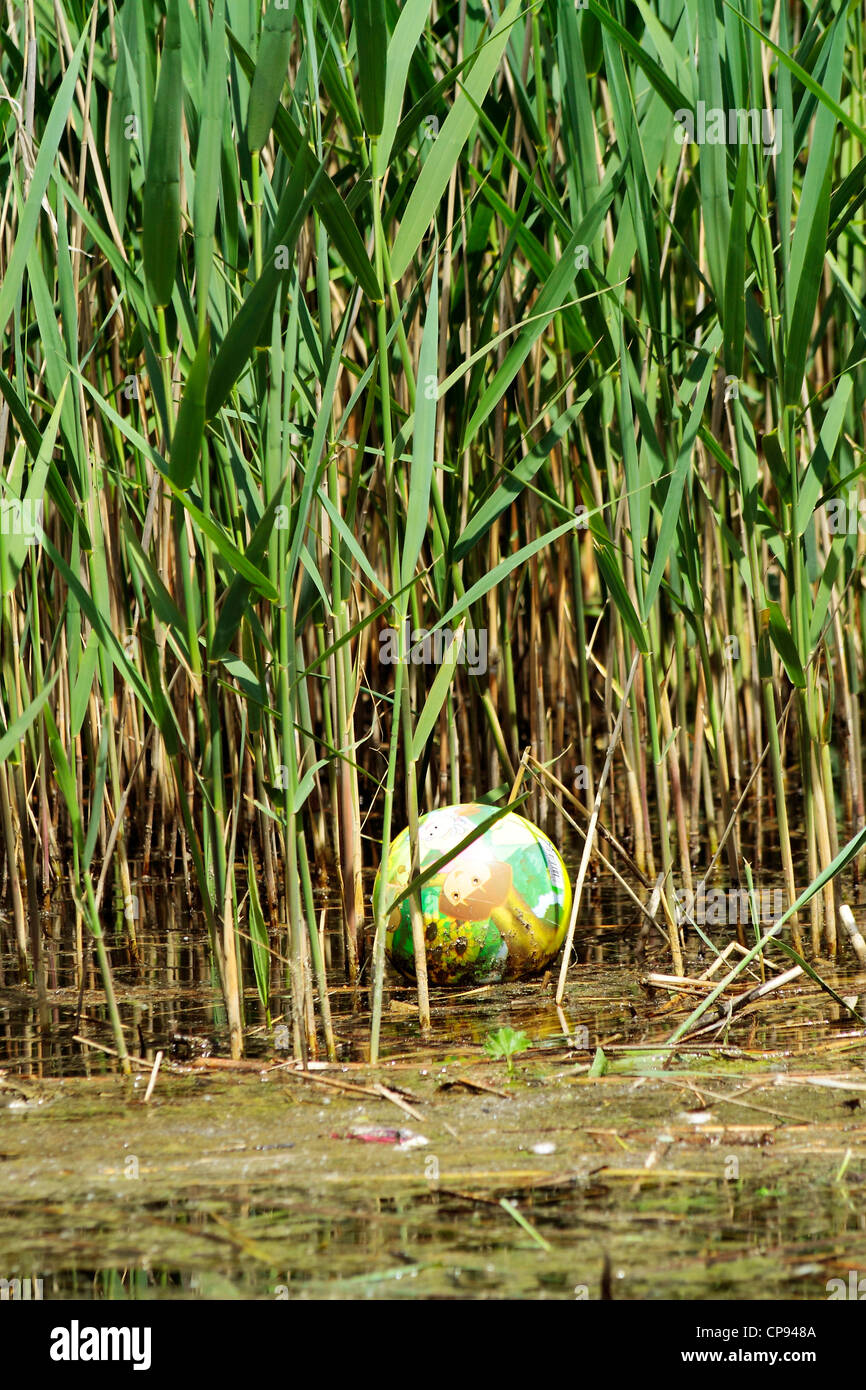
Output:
top-left (375, 803), bottom-right (572, 985)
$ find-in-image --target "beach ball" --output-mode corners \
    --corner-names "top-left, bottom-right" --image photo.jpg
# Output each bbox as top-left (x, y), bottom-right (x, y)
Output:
top-left (375, 803), bottom-right (572, 985)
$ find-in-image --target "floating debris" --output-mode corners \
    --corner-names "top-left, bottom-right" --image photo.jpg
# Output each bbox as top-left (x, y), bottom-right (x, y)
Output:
top-left (338, 1125), bottom-right (429, 1150)
top-left (680, 1110), bottom-right (714, 1126)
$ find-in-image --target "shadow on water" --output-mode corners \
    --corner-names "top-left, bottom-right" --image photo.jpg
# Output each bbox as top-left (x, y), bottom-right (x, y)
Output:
top-left (1, 846), bottom-right (865, 1300)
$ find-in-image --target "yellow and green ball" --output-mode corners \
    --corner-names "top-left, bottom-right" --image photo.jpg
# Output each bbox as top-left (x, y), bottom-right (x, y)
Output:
top-left (374, 803), bottom-right (572, 986)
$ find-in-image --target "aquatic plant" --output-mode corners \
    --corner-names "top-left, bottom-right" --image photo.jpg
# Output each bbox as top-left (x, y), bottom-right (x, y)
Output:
top-left (484, 1026), bottom-right (531, 1075)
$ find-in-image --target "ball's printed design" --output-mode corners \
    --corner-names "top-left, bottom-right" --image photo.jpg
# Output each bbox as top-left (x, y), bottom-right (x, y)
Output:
top-left (375, 803), bottom-right (572, 985)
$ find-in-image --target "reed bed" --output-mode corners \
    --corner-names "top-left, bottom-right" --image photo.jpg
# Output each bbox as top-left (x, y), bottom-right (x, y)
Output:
top-left (1, 0), bottom-right (866, 1065)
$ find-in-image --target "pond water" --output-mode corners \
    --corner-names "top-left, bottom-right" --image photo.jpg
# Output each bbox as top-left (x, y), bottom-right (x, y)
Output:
top-left (1, 855), bottom-right (865, 1300)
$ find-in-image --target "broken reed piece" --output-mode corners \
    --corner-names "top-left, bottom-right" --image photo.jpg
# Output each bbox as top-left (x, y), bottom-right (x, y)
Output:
top-left (838, 905), bottom-right (866, 967)
top-left (143, 1050), bottom-right (163, 1104)
top-left (676, 965), bottom-right (804, 1041)
top-left (643, 973), bottom-right (719, 994)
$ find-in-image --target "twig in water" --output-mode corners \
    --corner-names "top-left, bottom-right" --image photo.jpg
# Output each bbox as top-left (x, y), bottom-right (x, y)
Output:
top-left (373, 1082), bottom-right (424, 1122)
top-left (73, 1034), bottom-right (148, 1068)
top-left (144, 1050), bottom-right (163, 1103)
top-left (839, 905), bottom-right (866, 966)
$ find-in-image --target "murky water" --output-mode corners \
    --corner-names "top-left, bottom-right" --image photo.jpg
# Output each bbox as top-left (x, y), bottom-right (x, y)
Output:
top-left (2, 855), bottom-right (865, 1300)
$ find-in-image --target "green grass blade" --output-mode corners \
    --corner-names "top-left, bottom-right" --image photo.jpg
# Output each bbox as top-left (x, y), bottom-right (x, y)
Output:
top-left (228, 28), bottom-right (381, 299)
top-left (0, 672), bottom-right (60, 765)
top-left (351, 0), bottom-right (387, 137)
top-left (379, 0), bottom-right (432, 168)
top-left (643, 345), bottom-right (716, 617)
top-left (248, 0), bottom-right (296, 150)
top-left (169, 325), bottom-right (210, 487)
top-left (247, 847), bottom-right (270, 1015)
top-left (143, 0), bottom-right (184, 307)
top-left (0, 26), bottom-right (87, 341)
top-left (585, 0), bottom-right (690, 116)
top-left (410, 621), bottom-right (465, 760)
top-left (108, 1), bottom-right (135, 232)
top-left (206, 150), bottom-right (318, 417)
top-left (766, 601), bottom-right (806, 688)
top-left (194, 0), bottom-right (227, 333)
top-left (460, 193), bottom-right (612, 450)
top-left (211, 480), bottom-right (290, 660)
top-left (729, 3), bottom-right (866, 146)
top-left (696, 0), bottom-right (730, 305)
top-left (0, 380), bottom-right (66, 596)
top-left (390, 0), bottom-right (521, 282)
top-left (783, 159), bottom-right (833, 407)
top-left (723, 142), bottom-right (748, 377)
top-left (427, 516), bottom-right (582, 640)
top-left (400, 260), bottom-right (438, 589)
